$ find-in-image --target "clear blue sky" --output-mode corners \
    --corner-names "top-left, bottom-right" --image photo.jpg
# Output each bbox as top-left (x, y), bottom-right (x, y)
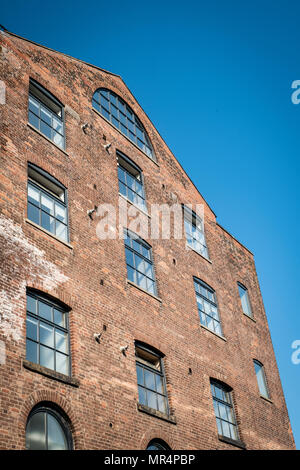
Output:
top-left (2, 0), bottom-right (299, 449)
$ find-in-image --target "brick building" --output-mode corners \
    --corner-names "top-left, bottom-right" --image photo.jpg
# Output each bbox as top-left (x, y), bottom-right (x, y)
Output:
top-left (0, 27), bottom-right (295, 450)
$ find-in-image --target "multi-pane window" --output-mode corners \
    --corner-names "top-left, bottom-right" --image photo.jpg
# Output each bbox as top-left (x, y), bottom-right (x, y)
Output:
top-left (124, 230), bottom-right (157, 295)
top-left (117, 153), bottom-right (147, 210)
top-left (183, 206), bottom-right (208, 258)
top-left (28, 79), bottom-right (65, 149)
top-left (26, 291), bottom-right (70, 376)
top-left (27, 163), bottom-right (69, 242)
top-left (147, 440), bottom-right (171, 450)
top-left (194, 278), bottom-right (222, 336)
top-left (254, 360), bottom-right (270, 399)
top-left (26, 406), bottom-right (72, 450)
top-left (238, 283), bottom-right (253, 318)
top-left (211, 380), bottom-right (239, 441)
top-left (92, 88), bottom-right (155, 160)
top-left (135, 343), bottom-right (168, 415)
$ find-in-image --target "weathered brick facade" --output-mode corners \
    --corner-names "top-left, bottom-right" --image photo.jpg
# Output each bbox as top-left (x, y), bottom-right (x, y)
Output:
top-left (0, 29), bottom-right (295, 450)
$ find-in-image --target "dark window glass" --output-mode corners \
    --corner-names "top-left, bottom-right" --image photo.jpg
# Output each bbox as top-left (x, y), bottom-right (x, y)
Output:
top-left (28, 80), bottom-right (65, 149)
top-left (124, 230), bottom-right (156, 295)
top-left (117, 153), bottom-right (147, 210)
top-left (238, 283), bottom-right (253, 318)
top-left (147, 439), bottom-right (171, 450)
top-left (26, 406), bottom-right (72, 450)
top-left (194, 278), bottom-right (222, 336)
top-left (27, 164), bottom-right (69, 242)
top-left (254, 360), bottom-right (270, 399)
top-left (211, 381), bottom-right (239, 441)
top-left (136, 344), bottom-right (168, 415)
top-left (183, 207), bottom-right (208, 258)
top-left (92, 88), bottom-right (155, 160)
top-left (26, 291), bottom-right (70, 376)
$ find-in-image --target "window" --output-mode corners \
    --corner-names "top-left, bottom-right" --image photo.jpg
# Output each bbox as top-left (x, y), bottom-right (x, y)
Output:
top-left (147, 439), bottom-right (171, 450)
top-left (183, 206), bottom-right (208, 258)
top-left (238, 283), bottom-right (252, 318)
top-left (124, 230), bottom-right (157, 295)
top-left (27, 163), bottom-right (69, 242)
top-left (117, 153), bottom-right (147, 210)
top-left (28, 79), bottom-right (65, 149)
top-left (253, 360), bottom-right (270, 399)
top-left (135, 343), bottom-right (169, 415)
top-left (26, 291), bottom-right (70, 376)
top-left (210, 380), bottom-right (239, 442)
top-left (26, 405), bottom-right (72, 450)
top-left (92, 88), bottom-right (155, 160)
top-left (194, 278), bottom-right (222, 336)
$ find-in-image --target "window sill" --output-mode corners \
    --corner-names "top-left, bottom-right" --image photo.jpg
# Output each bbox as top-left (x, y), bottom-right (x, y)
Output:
top-left (92, 108), bottom-right (160, 167)
top-left (23, 360), bottom-right (80, 387)
top-left (186, 244), bottom-right (212, 264)
top-left (127, 280), bottom-right (162, 303)
top-left (242, 312), bottom-right (256, 323)
top-left (119, 193), bottom-right (150, 218)
top-left (25, 218), bottom-right (73, 249)
top-left (260, 395), bottom-right (273, 404)
top-left (27, 123), bottom-right (69, 156)
top-left (200, 324), bottom-right (227, 342)
top-left (218, 435), bottom-right (246, 450)
top-left (137, 403), bottom-right (176, 424)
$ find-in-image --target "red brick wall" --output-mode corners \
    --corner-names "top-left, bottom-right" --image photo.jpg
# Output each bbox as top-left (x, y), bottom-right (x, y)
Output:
top-left (0, 30), bottom-right (295, 449)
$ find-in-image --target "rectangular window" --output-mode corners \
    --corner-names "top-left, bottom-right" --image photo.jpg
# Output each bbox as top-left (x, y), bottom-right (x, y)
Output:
top-left (124, 230), bottom-right (157, 295)
top-left (27, 163), bottom-right (69, 242)
top-left (135, 343), bottom-right (169, 415)
top-left (28, 80), bottom-right (65, 149)
top-left (194, 278), bottom-right (222, 336)
top-left (211, 381), bottom-right (239, 442)
top-left (238, 283), bottom-right (252, 318)
top-left (26, 291), bottom-right (70, 376)
top-left (117, 153), bottom-right (147, 211)
top-left (183, 206), bottom-right (208, 258)
top-left (254, 360), bottom-right (270, 399)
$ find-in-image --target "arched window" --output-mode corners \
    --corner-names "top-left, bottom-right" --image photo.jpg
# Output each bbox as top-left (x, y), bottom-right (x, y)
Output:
top-left (25, 404), bottom-right (73, 450)
top-left (210, 380), bottom-right (239, 442)
top-left (147, 439), bottom-right (171, 450)
top-left (253, 360), bottom-right (270, 399)
top-left (92, 88), bottom-right (155, 160)
top-left (193, 278), bottom-right (222, 336)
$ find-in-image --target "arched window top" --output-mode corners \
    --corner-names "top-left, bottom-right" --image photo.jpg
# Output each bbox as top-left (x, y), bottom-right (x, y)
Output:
top-left (25, 403), bottom-right (73, 450)
top-left (146, 439), bottom-right (171, 450)
top-left (92, 88), bottom-right (155, 160)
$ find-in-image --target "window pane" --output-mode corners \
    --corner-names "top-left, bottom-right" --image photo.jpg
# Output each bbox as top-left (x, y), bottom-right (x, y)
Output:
top-left (27, 316), bottom-right (38, 341)
top-left (155, 375), bottom-right (164, 394)
top-left (157, 394), bottom-right (167, 414)
top-left (27, 295), bottom-right (37, 314)
top-left (118, 167), bottom-right (126, 183)
top-left (40, 322), bottom-right (54, 348)
top-left (40, 106), bottom-right (52, 125)
top-left (239, 285), bottom-right (252, 316)
top-left (53, 131), bottom-right (64, 148)
top-left (125, 248), bottom-right (134, 267)
top-left (55, 203), bottom-right (66, 223)
top-left (26, 339), bottom-right (38, 364)
top-left (55, 330), bottom-right (68, 353)
top-left (29, 111), bottom-right (40, 129)
top-left (137, 272), bottom-right (147, 290)
top-left (40, 345), bottom-right (54, 370)
top-left (26, 412), bottom-right (46, 450)
top-left (127, 266), bottom-right (136, 283)
top-left (41, 212), bottom-right (55, 233)
top-left (221, 420), bottom-right (231, 439)
top-left (52, 116), bottom-right (63, 133)
top-left (144, 370), bottom-right (156, 391)
top-left (119, 182), bottom-right (127, 197)
top-left (136, 365), bottom-right (144, 385)
top-left (147, 390), bottom-right (157, 410)
top-left (54, 309), bottom-right (65, 327)
top-left (47, 414), bottom-right (68, 450)
top-left (28, 184), bottom-right (40, 206)
top-left (29, 96), bottom-right (39, 114)
top-left (254, 362), bottom-right (269, 398)
top-left (56, 352), bottom-right (69, 375)
top-left (56, 221), bottom-right (67, 241)
top-left (41, 194), bottom-right (54, 215)
top-left (40, 121), bottom-right (52, 140)
top-left (28, 203), bottom-right (40, 225)
top-left (138, 386), bottom-right (147, 406)
top-left (38, 301), bottom-right (52, 321)
top-left (135, 255), bottom-right (145, 273)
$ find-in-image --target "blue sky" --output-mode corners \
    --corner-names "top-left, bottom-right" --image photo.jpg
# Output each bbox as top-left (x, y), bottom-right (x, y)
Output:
top-left (2, 0), bottom-right (299, 449)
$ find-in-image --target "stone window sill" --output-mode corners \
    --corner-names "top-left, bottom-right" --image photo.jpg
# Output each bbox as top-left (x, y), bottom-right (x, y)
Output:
top-left (25, 218), bottom-right (73, 249)
top-left (23, 360), bottom-right (79, 387)
top-left (27, 123), bottom-right (69, 156)
top-left (186, 244), bottom-right (212, 264)
top-left (242, 312), bottom-right (256, 323)
top-left (260, 395), bottom-right (273, 404)
top-left (137, 403), bottom-right (176, 424)
top-left (200, 324), bottom-right (227, 342)
top-left (127, 280), bottom-right (162, 303)
top-left (218, 435), bottom-right (246, 449)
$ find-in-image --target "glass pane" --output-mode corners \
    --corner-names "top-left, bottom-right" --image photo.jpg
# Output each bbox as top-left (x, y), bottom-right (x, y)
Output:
top-left (216, 418), bottom-right (223, 436)
top-left (29, 96), bottom-right (39, 114)
top-left (144, 261), bottom-right (153, 279)
top-left (56, 352), bottom-right (69, 376)
top-left (132, 239), bottom-right (141, 254)
top-left (40, 106), bottom-right (52, 125)
top-left (29, 111), bottom-right (40, 129)
top-left (239, 285), bottom-right (252, 316)
top-left (54, 309), bottom-right (65, 327)
top-left (214, 385), bottom-right (223, 401)
top-left (157, 394), bottom-right (167, 414)
top-left (26, 316), bottom-right (38, 341)
top-left (136, 365), bottom-right (144, 385)
top-left (144, 370), bottom-right (156, 391)
top-left (40, 345), bottom-right (54, 370)
top-left (138, 386), bottom-right (147, 406)
top-left (53, 131), bottom-right (64, 148)
top-left (127, 174), bottom-right (135, 190)
top-left (40, 322), bottom-right (54, 348)
top-left (255, 363), bottom-right (269, 397)
top-left (135, 255), bottom-right (145, 273)
top-left (28, 203), bottom-right (40, 225)
top-left (119, 182), bottom-right (127, 197)
top-left (147, 390), bottom-right (157, 410)
top-left (53, 116), bottom-right (63, 133)
top-left (147, 279), bottom-right (155, 295)
top-left (40, 120), bottom-right (52, 140)
top-left (118, 167), bottom-right (126, 183)
top-left (47, 413), bottom-right (68, 450)
top-left (55, 203), bottom-right (66, 223)
top-left (213, 400), bottom-right (220, 418)
top-left (101, 107), bottom-right (110, 120)
top-left (206, 316), bottom-right (213, 331)
top-left (41, 212), bottom-right (55, 233)
top-left (218, 403), bottom-right (227, 421)
top-left (38, 301), bottom-right (52, 321)
top-left (41, 194), bottom-right (54, 215)
top-left (56, 221), bottom-right (67, 241)
top-left (221, 420), bottom-right (231, 439)
top-left (127, 266), bottom-right (136, 283)
top-left (127, 188), bottom-right (135, 203)
top-left (55, 330), bottom-right (68, 353)
top-left (137, 272), bottom-right (147, 290)
top-left (155, 375), bottom-right (164, 394)
top-left (26, 339), bottom-right (38, 364)
top-left (28, 184), bottom-right (40, 206)
top-left (229, 423), bottom-right (238, 441)
top-left (27, 295), bottom-right (37, 314)
top-left (125, 248), bottom-right (134, 267)
top-left (26, 412), bottom-right (46, 450)
top-left (112, 116), bottom-right (119, 128)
